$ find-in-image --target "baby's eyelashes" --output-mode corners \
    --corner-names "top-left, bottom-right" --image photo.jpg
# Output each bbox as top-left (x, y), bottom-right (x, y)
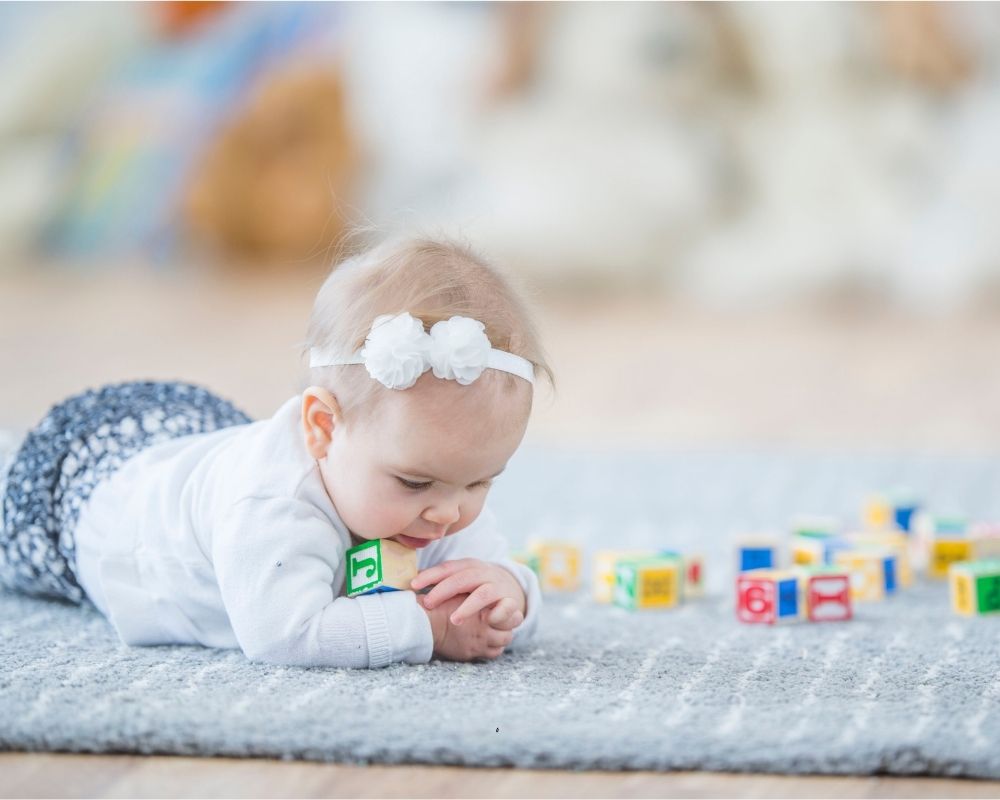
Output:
top-left (396, 476), bottom-right (494, 492)
top-left (397, 477), bottom-right (432, 491)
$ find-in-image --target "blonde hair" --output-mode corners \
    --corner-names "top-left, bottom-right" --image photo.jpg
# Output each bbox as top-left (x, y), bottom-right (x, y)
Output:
top-left (300, 235), bottom-right (554, 424)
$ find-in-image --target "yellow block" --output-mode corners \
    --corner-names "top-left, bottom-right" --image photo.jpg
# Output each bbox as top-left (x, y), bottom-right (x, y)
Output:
top-left (929, 539), bottom-right (974, 580)
top-left (635, 562), bottom-right (680, 609)
top-left (530, 540), bottom-right (582, 592)
top-left (950, 569), bottom-right (976, 616)
top-left (846, 531), bottom-right (913, 588)
top-left (834, 552), bottom-right (886, 601)
top-left (864, 495), bottom-right (894, 530)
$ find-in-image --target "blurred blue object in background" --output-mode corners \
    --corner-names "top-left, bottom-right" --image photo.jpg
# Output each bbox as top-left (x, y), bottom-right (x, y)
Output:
top-left (42, 3), bottom-right (343, 265)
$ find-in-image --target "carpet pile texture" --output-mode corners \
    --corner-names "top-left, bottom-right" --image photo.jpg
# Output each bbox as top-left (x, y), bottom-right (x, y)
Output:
top-left (2, 446), bottom-right (999, 776)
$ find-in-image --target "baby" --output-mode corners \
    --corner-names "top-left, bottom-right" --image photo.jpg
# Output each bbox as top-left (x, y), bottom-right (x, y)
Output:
top-left (0, 237), bottom-right (553, 668)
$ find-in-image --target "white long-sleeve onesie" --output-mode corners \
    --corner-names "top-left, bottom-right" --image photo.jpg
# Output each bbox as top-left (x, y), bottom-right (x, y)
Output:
top-left (73, 395), bottom-right (541, 668)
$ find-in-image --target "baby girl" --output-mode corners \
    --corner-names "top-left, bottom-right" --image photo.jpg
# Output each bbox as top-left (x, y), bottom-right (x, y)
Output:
top-left (0, 237), bottom-right (553, 668)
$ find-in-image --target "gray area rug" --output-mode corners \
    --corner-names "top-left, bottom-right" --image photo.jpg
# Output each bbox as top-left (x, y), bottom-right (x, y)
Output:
top-left (3, 445), bottom-right (1000, 777)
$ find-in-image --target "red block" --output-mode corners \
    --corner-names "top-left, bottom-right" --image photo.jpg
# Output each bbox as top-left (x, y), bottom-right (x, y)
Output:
top-left (737, 575), bottom-right (776, 623)
top-left (805, 574), bottom-right (852, 622)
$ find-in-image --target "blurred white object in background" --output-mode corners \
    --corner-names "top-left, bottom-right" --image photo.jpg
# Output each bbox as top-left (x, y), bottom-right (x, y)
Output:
top-left (344, 2), bottom-right (731, 291)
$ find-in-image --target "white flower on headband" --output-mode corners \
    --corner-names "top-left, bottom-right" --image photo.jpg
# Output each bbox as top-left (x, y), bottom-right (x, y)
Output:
top-left (310, 311), bottom-right (535, 390)
top-left (360, 313), bottom-right (430, 390)
top-left (428, 317), bottom-right (492, 385)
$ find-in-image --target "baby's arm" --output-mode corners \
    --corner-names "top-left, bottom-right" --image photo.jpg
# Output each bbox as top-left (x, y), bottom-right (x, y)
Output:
top-left (212, 496), bottom-right (432, 668)
top-left (411, 506), bottom-right (542, 650)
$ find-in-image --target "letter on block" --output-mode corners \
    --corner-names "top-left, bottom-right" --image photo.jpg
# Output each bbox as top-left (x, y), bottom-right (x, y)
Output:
top-left (682, 554), bottom-right (705, 599)
top-left (614, 557), bottom-right (680, 610)
top-left (800, 570), bottom-right (852, 622)
top-left (736, 570), bottom-right (800, 624)
top-left (345, 539), bottom-right (418, 598)
top-left (529, 540), bottom-right (582, 592)
top-left (950, 560), bottom-right (1000, 616)
top-left (929, 538), bottom-right (974, 580)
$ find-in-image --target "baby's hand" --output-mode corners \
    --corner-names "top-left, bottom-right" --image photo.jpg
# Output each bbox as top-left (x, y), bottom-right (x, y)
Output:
top-left (412, 558), bottom-right (526, 630)
top-left (420, 593), bottom-right (512, 662)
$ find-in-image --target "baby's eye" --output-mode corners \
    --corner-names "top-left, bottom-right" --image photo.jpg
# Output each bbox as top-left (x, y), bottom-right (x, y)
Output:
top-left (397, 477), bottom-right (432, 491)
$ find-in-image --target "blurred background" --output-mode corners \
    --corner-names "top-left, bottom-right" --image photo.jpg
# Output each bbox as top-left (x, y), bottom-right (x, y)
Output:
top-left (2, 1), bottom-right (1000, 452)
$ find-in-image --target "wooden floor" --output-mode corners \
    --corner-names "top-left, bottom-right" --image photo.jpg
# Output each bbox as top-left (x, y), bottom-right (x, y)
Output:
top-left (4, 263), bottom-right (1000, 797)
top-left (4, 754), bottom-right (1000, 799)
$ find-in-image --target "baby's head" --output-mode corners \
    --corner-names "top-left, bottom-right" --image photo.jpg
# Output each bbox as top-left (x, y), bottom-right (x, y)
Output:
top-left (300, 237), bottom-right (553, 548)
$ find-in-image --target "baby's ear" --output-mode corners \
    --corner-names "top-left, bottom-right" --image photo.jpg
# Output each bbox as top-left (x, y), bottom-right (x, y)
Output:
top-left (302, 386), bottom-right (342, 459)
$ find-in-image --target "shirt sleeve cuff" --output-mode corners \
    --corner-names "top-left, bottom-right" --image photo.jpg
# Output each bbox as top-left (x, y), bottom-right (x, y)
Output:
top-left (355, 590), bottom-right (434, 667)
top-left (495, 557), bottom-right (542, 650)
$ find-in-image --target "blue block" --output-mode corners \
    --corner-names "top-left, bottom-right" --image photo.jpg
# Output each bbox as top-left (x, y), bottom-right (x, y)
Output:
top-left (884, 557), bottom-right (897, 594)
top-left (741, 548), bottom-right (774, 571)
top-left (777, 578), bottom-right (799, 617)
top-left (894, 505), bottom-right (917, 532)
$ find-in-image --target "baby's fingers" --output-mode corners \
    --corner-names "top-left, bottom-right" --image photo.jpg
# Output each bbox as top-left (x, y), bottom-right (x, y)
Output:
top-left (449, 582), bottom-right (500, 625)
top-left (486, 597), bottom-right (524, 630)
top-left (411, 558), bottom-right (479, 591)
top-left (487, 628), bottom-right (514, 649)
top-left (422, 568), bottom-right (487, 610)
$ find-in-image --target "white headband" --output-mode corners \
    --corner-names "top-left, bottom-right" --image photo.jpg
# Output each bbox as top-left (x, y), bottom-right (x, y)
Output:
top-left (309, 312), bottom-right (535, 391)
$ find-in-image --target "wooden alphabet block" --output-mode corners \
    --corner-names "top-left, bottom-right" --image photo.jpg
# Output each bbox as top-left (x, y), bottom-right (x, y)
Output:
top-left (833, 550), bottom-right (893, 601)
top-left (950, 560), bottom-right (1000, 616)
top-left (528, 540), bottom-right (582, 592)
top-left (345, 538), bottom-right (418, 597)
top-left (843, 531), bottom-right (913, 588)
top-left (682, 554), bottom-right (705, 599)
top-left (737, 536), bottom-right (779, 572)
top-left (736, 569), bottom-right (801, 624)
top-left (794, 566), bottom-right (853, 622)
top-left (614, 557), bottom-right (680, 610)
top-left (863, 495), bottom-right (894, 531)
top-left (929, 538), bottom-right (974, 580)
top-left (592, 549), bottom-right (654, 603)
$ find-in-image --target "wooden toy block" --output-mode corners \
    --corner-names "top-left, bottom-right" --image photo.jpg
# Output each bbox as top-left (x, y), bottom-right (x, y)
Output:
top-left (833, 550), bottom-right (892, 601)
top-left (528, 540), bottom-right (582, 592)
top-left (682, 554), bottom-right (705, 599)
top-left (736, 537), bottom-right (779, 572)
top-left (892, 495), bottom-right (920, 533)
top-left (950, 560), bottom-right (1000, 616)
top-left (736, 569), bottom-right (801, 624)
top-left (592, 549), bottom-right (653, 603)
top-left (792, 534), bottom-right (825, 566)
top-left (929, 537), bottom-right (974, 580)
top-left (794, 566), bottom-right (853, 622)
top-left (614, 557), bottom-right (680, 610)
top-left (863, 495), bottom-right (894, 531)
top-left (345, 538), bottom-right (418, 597)
top-left (791, 534), bottom-right (850, 567)
top-left (843, 531), bottom-right (913, 588)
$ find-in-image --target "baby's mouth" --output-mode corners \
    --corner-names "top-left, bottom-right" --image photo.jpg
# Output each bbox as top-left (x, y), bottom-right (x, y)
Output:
top-left (393, 533), bottom-right (433, 549)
